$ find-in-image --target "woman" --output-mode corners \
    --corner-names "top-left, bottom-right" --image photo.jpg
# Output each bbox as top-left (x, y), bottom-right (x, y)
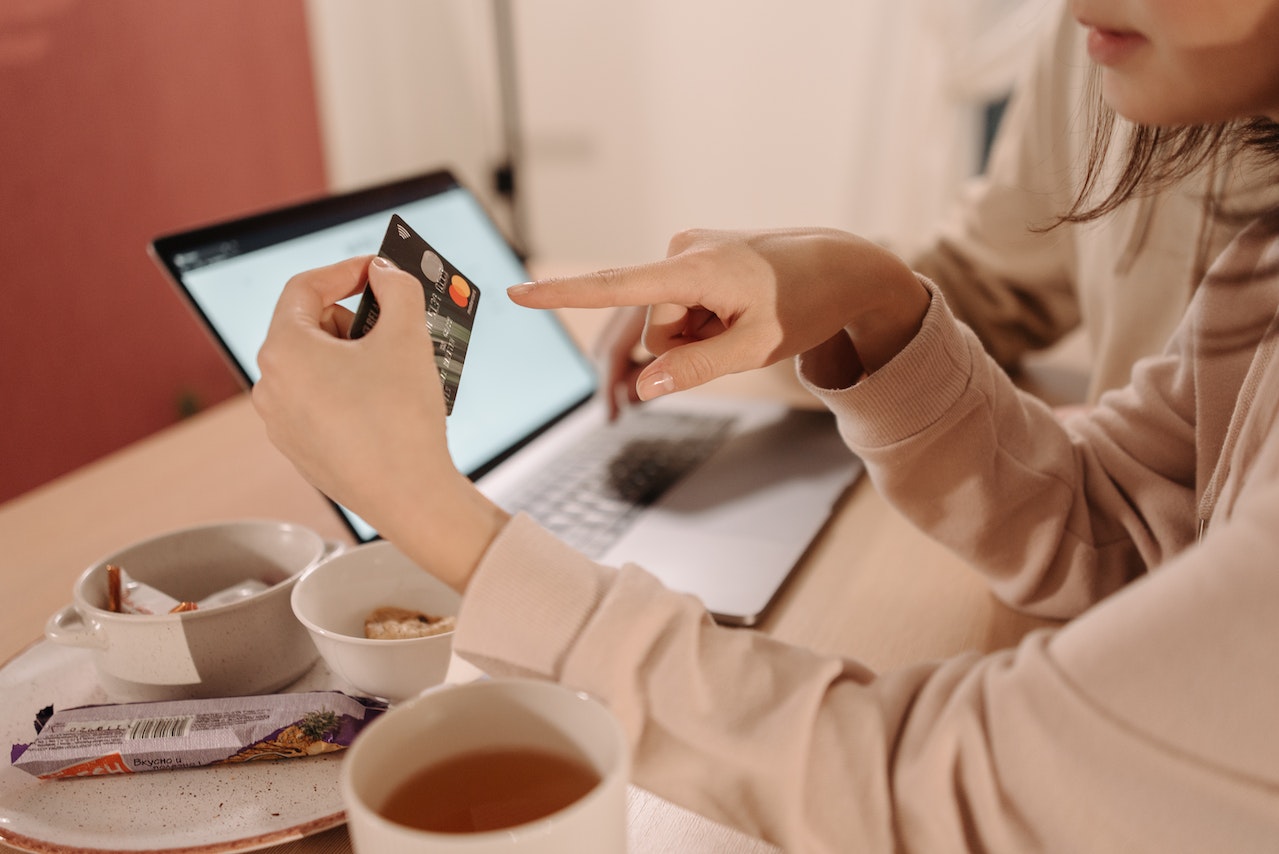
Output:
top-left (254, 1), bottom-right (1279, 850)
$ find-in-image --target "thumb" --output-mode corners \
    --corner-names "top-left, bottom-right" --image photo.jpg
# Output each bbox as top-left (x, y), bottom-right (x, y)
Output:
top-left (364, 257), bottom-right (427, 335)
top-left (634, 333), bottom-right (753, 400)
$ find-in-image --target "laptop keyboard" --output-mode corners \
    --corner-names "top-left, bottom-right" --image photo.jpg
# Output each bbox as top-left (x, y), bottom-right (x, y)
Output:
top-left (502, 410), bottom-right (735, 558)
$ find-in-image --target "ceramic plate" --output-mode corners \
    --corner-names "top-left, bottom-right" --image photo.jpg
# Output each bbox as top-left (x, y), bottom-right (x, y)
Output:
top-left (0, 640), bottom-right (359, 853)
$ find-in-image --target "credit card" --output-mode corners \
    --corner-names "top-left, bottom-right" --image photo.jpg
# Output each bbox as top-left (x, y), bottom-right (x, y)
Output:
top-left (350, 214), bottom-right (481, 415)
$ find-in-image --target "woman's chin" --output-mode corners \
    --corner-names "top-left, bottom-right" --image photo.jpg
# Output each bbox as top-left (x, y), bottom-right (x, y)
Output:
top-left (1102, 78), bottom-right (1210, 127)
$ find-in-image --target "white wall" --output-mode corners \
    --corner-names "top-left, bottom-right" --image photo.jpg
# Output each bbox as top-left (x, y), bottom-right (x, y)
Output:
top-left (305, 1), bottom-right (1048, 271)
top-left (303, 0), bottom-right (507, 216)
top-left (514, 2), bottom-right (904, 268)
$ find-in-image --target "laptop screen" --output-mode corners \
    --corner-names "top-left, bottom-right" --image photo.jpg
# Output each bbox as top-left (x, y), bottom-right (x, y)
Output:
top-left (152, 170), bottom-right (597, 541)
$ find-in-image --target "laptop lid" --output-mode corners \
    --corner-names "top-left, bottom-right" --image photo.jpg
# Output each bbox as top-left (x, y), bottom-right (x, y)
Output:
top-left (150, 169), bottom-right (598, 543)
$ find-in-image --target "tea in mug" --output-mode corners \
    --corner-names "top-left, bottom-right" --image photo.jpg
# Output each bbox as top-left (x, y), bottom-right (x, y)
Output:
top-left (379, 746), bottom-right (602, 833)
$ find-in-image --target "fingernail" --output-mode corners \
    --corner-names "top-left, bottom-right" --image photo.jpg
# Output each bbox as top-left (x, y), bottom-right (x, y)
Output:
top-left (371, 256), bottom-right (394, 270)
top-left (637, 371), bottom-right (675, 400)
top-left (506, 282), bottom-right (535, 297)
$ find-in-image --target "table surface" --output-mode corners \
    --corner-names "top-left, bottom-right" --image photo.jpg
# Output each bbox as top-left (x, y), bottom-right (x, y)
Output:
top-left (0, 308), bottom-right (1062, 853)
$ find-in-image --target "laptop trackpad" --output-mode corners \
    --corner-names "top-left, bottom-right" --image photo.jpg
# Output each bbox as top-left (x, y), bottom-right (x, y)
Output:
top-left (601, 409), bottom-right (860, 623)
top-left (603, 527), bottom-right (807, 622)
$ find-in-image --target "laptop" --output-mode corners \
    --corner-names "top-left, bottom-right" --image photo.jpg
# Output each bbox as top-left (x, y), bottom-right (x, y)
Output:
top-left (150, 169), bottom-right (862, 626)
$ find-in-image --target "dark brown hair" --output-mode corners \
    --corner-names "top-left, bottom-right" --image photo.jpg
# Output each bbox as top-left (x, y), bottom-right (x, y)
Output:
top-left (1058, 68), bottom-right (1279, 227)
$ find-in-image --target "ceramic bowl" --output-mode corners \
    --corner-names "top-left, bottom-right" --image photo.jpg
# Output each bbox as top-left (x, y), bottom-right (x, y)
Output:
top-left (291, 541), bottom-right (461, 702)
top-left (45, 519), bottom-right (334, 702)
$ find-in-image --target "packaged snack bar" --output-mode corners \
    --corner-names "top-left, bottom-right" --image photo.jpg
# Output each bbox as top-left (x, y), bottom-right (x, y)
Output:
top-left (10, 691), bottom-right (386, 779)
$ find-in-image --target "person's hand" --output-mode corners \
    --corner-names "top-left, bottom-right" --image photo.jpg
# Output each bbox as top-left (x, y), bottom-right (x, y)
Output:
top-left (254, 256), bottom-right (446, 523)
top-left (508, 228), bottom-right (929, 399)
top-left (592, 306), bottom-right (651, 420)
top-left (253, 255), bottom-right (507, 590)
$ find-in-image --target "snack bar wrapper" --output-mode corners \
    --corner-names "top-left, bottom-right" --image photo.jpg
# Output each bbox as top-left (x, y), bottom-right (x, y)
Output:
top-left (10, 691), bottom-right (387, 780)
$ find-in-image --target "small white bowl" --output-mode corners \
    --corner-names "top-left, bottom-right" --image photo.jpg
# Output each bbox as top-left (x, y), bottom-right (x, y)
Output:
top-left (291, 541), bottom-right (461, 702)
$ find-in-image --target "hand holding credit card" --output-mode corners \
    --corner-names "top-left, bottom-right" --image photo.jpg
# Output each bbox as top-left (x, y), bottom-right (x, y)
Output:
top-left (350, 214), bottom-right (481, 414)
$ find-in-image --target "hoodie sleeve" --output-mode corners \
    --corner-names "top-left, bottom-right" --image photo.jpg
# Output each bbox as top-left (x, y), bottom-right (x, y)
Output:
top-left (453, 505), bottom-right (1279, 852)
top-left (798, 278), bottom-right (1198, 619)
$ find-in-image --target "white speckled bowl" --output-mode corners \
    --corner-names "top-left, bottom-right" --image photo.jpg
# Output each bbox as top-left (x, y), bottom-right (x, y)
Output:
top-left (291, 540), bottom-right (460, 702)
top-left (45, 519), bottom-right (333, 702)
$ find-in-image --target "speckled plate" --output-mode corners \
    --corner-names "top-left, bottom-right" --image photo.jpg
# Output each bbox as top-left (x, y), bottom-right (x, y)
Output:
top-left (0, 639), bottom-right (357, 853)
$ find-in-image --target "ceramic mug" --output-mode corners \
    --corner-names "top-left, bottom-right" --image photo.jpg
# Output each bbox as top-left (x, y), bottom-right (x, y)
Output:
top-left (342, 678), bottom-right (630, 853)
top-left (45, 519), bottom-right (337, 701)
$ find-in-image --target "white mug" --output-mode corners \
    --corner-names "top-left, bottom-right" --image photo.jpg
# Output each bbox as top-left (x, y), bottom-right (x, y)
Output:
top-left (342, 678), bottom-right (630, 853)
top-left (45, 519), bottom-right (336, 701)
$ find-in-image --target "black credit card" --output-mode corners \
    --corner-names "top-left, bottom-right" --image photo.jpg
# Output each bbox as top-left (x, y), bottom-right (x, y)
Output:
top-left (350, 214), bottom-right (481, 414)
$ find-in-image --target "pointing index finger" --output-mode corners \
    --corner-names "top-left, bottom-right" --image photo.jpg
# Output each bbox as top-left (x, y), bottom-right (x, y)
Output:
top-left (506, 256), bottom-right (693, 310)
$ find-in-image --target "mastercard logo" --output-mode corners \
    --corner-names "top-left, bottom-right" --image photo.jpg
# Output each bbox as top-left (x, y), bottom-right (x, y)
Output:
top-left (449, 274), bottom-right (472, 308)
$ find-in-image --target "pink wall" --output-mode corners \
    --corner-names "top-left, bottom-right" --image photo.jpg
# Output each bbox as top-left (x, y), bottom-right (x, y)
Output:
top-left (0, 0), bottom-right (327, 504)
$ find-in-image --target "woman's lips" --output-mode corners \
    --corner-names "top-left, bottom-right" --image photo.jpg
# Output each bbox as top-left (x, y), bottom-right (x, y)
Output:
top-left (1085, 26), bottom-right (1147, 65)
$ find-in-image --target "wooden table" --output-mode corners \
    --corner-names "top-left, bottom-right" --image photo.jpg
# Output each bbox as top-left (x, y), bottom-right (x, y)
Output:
top-left (0, 309), bottom-right (1058, 853)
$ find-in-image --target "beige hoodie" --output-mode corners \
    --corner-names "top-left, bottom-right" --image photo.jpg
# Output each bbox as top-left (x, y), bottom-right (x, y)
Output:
top-left (454, 223), bottom-right (1279, 852)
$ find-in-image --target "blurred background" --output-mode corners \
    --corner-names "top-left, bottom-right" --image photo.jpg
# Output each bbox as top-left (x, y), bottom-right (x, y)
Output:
top-left (0, 0), bottom-right (1051, 505)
